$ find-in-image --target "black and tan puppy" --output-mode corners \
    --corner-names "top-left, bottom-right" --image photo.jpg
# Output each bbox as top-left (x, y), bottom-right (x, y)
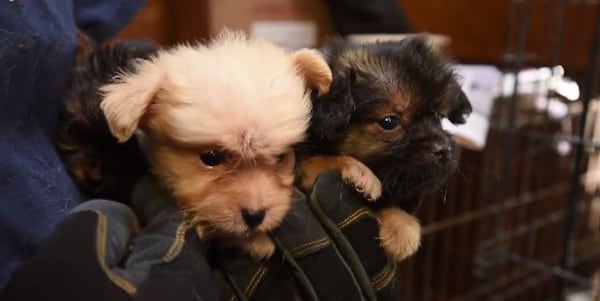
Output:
top-left (57, 40), bottom-right (158, 202)
top-left (297, 36), bottom-right (472, 261)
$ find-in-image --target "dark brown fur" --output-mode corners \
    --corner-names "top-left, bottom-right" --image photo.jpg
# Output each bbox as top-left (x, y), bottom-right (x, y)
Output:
top-left (57, 40), bottom-right (158, 202)
top-left (296, 36), bottom-right (472, 261)
top-left (300, 36), bottom-right (471, 211)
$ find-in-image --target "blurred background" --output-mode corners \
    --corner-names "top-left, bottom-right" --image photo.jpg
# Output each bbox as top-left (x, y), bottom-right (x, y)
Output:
top-left (114, 1), bottom-right (600, 300)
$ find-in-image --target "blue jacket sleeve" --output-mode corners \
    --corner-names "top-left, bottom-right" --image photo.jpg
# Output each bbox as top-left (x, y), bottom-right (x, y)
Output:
top-left (0, 0), bottom-right (146, 291)
top-left (73, 0), bottom-right (148, 42)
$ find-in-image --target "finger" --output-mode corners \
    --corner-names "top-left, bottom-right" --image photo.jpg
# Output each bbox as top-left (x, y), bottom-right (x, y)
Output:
top-left (310, 170), bottom-right (401, 301)
top-left (3, 200), bottom-right (137, 301)
top-left (211, 248), bottom-right (298, 301)
top-left (71, 199), bottom-right (139, 271)
top-left (115, 206), bottom-right (196, 287)
top-left (117, 175), bottom-right (201, 285)
top-left (131, 176), bottom-right (224, 301)
top-left (127, 176), bottom-right (222, 300)
top-left (132, 230), bottom-right (222, 301)
top-left (271, 190), bottom-right (367, 301)
top-left (71, 199), bottom-right (140, 295)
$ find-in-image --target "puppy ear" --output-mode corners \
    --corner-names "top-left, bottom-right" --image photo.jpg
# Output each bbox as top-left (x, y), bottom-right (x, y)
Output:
top-left (291, 49), bottom-right (332, 96)
top-left (348, 67), bottom-right (372, 84)
top-left (100, 59), bottom-right (163, 143)
top-left (445, 82), bottom-right (472, 124)
top-left (310, 73), bottom-right (356, 142)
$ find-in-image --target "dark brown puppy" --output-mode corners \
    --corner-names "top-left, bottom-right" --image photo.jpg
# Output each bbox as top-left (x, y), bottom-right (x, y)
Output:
top-left (297, 36), bottom-right (472, 261)
top-left (57, 40), bottom-right (158, 202)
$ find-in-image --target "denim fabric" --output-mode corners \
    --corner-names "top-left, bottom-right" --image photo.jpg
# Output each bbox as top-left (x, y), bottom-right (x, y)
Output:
top-left (0, 0), bottom-right (146, 289)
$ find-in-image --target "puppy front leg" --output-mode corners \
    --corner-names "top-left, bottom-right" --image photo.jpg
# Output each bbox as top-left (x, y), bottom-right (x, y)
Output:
top-left (377, 208), bottom-right (421, 262)
top-left (242, 233), bottom-right (275, 260)
top-left (195, 224), bottom-right (207, 239)
top-left (296, 155), bottom-right (382, 201)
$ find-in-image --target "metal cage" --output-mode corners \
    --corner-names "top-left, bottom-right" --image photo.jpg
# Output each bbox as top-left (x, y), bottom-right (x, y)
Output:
top-left (397, 1), bottom-right (600, 300)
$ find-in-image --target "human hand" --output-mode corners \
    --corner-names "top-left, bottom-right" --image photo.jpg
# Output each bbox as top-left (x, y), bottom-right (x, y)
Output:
top-left (214, 170), bottom-right (402, 301)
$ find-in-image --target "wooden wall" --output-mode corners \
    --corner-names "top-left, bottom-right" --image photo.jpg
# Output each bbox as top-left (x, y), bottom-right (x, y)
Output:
top-left (398, 0), bottom-right (599, 70)
top-left (116, 0), bottom-right (599, 70)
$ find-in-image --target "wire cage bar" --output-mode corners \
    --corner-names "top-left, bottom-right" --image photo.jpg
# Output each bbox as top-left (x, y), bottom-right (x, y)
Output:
top-left (397, 1), bottom-right (600, 300)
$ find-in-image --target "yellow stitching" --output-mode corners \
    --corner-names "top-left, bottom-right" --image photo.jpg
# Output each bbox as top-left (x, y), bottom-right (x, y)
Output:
top-left (292, 239), bottom-right (331, 257)
top-left (372, 263), bottom-right (397, 291)
top-left (162, 221), bottom-right (189, 262)
top-left (372, 267), bottom-right (392, 288)
top-left (290, 236), bottom-right (329, 255)
top-left (373, 269), bottom-right (396, 291)
top-left (229, 264), bottom-right (269, 301)
top-left (337, 208), bottom-right (372, 229)
top-left (246, 264), bottom-right (268, 297)
top-left (371, 261), bottom-right (396, 284)
top-left (244, 264), bottom-right (266, 295)
top-left (163, 212), bottom-right (198, 262)
top-left (290, 237), bottom-right (328, 253)
top-left (372, 269), bottom-right (391, 290)
top-left (244, 265), bottom-right (265, 295)
top-left (371, 266), bottom-right (391, 285)
top-left (96, 213), bottom-right (138, 295)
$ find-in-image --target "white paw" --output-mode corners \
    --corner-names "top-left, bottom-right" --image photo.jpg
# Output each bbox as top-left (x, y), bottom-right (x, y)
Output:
top-left (377, 208), bottom-right (421, 262)
top-left (339, 157), bottom-right (382, 202)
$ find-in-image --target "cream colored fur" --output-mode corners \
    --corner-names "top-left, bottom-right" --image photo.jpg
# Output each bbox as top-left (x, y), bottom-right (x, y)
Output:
top-left (377, 208), bottom-right (421, 261)
top-left (100, 30), bottom-right (332, 259)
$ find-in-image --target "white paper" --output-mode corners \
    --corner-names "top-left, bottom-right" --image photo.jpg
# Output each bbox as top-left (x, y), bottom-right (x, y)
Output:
top-left (251, 21), bottom-right (317, 51)
top-left (444, 64), bottom-right (503, 150)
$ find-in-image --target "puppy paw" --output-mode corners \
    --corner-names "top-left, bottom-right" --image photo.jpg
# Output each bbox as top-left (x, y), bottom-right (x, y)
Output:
top-left (296, 155), bottom-right (382, 201)
top-left (377, 208), bottom-right (421, 262)
top-left (243, 233), bottom-right (276, 260)
top-left (195, 224), bottom-right (207, 239)
top-left (338, 156), bottom-right (382, 202)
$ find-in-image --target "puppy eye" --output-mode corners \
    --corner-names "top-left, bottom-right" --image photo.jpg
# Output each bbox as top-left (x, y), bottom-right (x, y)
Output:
top-left (199, 150), bottom-right (225, 167)
top-left (275, 151), bottom-right (294, 166)
top-left (276, 153), bottom-right (287, 164)
top-left (377, 115), bottom-right (401, 131)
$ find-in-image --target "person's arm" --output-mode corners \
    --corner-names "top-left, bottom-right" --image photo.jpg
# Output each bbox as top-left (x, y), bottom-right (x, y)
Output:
top-left (2, 171), bottom-right (404, 300)
top-left (0, 0), bottom-right (146, 291)
top-left (73, 0), bottom-right (147, 42)
top-left (1, 190), bottom-right (221, 301)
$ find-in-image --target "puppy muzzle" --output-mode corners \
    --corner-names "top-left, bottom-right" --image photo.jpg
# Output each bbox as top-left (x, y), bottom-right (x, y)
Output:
top-left (241, 208), bottom-right (266, 229)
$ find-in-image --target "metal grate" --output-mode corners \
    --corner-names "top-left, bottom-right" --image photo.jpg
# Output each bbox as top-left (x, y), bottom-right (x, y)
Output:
top-left (398, 1), bottom-right (600, 300)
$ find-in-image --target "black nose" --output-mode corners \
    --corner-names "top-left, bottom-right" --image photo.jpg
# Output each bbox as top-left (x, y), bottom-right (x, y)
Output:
top-left (241, 209), bottom-right (266, 229)
top-left (432, 143), bottom-right (452, 161)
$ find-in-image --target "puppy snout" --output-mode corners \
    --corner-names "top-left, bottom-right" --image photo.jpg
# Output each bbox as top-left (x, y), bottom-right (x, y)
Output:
top-left (241, 208), bottom-right (266, 229)
top-left (432, 143), bottom-right (452, 162)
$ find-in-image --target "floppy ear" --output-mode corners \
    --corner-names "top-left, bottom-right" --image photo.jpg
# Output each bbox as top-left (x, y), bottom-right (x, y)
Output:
top-left (291, 49), bottom-right (332, 96)
top-left (309, 69), bottom-right (356, 142)
top-left (100, 59), bottom-right (163, 143)
top-left (445, 81), bottom-right (472, 124)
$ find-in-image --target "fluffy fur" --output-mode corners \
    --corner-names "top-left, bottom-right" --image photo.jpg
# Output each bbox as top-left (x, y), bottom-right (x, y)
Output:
top-left (58, 40), bottom-right (159, 202)
top-left (100, 30), bottom-right (332, 259)
top-left (297, 36), bottom-right (472, 261)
